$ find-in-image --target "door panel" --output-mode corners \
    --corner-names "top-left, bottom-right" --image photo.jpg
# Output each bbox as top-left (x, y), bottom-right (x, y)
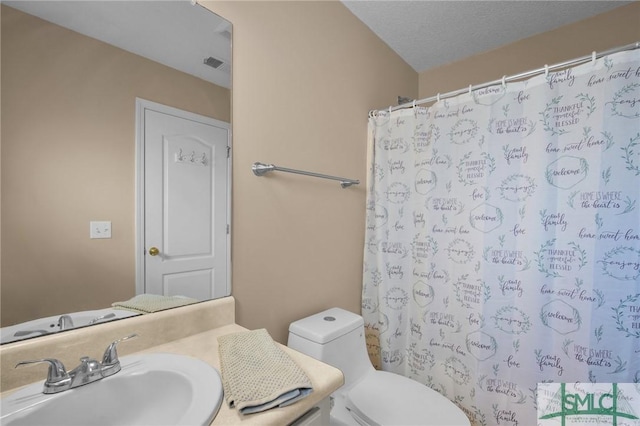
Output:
top-left (163, 269), bottom-right (213, 298)
top-left (164, 134), bottom-right (213, 257)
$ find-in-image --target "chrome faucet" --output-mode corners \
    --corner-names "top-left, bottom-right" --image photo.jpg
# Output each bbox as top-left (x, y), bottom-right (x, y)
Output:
top-left (88, 312), bottom-right (116, 325)
top-left (15, 334), bottom-right (137, 394)
top-left (57, 314), bottom-right (75, 330)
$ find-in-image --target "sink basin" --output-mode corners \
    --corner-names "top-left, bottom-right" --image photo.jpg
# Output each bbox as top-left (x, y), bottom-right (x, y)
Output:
top-left (1, 353), bottom-right (223, 426)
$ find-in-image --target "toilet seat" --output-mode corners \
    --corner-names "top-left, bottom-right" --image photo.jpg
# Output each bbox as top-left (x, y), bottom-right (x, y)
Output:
top-left (345, 371), bottom-right (470, 426)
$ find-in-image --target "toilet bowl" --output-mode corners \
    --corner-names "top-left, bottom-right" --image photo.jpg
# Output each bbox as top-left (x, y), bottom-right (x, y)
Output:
top-left (288, 308), bottom-right (470, 426)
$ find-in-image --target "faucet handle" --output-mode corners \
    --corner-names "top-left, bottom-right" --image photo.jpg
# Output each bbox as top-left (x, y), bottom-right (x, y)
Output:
top-left (57, 314), bottom-right (74, 330)
top-left (16, 358), bottom-right (69, 380)
top-left (15, 359), bottom-right (72, 393)
top-left (102, 333), bottom-right (138, 366)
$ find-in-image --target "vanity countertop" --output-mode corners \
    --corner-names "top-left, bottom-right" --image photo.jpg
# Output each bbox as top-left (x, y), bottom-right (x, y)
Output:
top-left (135, 323), bottom-right (343, 425)
top-left (0, 297), bottom-right (343, 425)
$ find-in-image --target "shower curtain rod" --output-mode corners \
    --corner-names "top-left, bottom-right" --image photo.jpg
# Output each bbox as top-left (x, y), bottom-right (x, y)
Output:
top-left (372, 41), bottom-right (640, 116)
top-left (252, 162), bottom-right (360, 188)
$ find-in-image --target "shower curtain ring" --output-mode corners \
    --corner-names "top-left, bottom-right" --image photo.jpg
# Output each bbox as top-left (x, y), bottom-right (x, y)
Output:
top-left (468, 84), bottom-right (472, 96)
top-left (544, 64), bottom-right (549, 78)
top-left (501, 75), bottom-right (506, 89)
top-left (437, 93), bottom-right (440, 103)
top-left (592, 51), bottom-right (597, 64)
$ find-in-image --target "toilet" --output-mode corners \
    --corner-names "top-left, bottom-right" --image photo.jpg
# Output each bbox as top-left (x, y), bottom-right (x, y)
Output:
top-left (288, 307), bottom-right (471, 426)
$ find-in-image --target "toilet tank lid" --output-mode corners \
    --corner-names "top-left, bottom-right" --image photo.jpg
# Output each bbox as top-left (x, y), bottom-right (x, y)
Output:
top-left (289, 307), bottom-right (363, 344)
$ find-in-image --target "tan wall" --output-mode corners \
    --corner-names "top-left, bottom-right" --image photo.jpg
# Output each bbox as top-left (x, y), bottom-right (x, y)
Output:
top-left (1, 6), bottom-right (230, 326)
top-left (204, 1), bottom-right (417, 343)
top-left (418, 2), bottom-right (640, 99)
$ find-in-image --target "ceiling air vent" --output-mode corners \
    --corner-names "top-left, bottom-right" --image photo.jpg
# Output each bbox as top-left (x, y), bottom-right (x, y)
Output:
top-left (204, 56), bottom-right (230, 73)
top-left (204, 56), bottom-right (224, 69)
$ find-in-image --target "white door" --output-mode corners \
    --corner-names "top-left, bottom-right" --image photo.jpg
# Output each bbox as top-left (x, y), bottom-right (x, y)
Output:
top-left (136, 100), bottom-right (229, 300)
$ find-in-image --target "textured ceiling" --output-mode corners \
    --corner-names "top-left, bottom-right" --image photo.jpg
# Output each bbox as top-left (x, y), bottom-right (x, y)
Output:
top-left (341, 1), bottom-right (634, 72)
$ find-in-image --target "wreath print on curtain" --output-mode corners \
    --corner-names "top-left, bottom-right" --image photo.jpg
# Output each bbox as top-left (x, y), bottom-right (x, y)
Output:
top-left (363, 49), bottom-right (640, 426)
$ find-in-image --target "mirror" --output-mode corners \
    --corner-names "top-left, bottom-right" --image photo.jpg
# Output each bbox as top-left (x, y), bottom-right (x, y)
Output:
top-left (1, 1), bottom-right (232, 343)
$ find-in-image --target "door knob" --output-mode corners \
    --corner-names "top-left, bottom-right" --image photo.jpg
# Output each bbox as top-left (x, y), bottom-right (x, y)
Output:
top-left (148, 247), bottom-right (160, 256)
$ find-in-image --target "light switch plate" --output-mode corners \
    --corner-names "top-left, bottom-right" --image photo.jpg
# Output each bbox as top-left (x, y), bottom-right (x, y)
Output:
top-left (90, 221), bottom-right (112, 239)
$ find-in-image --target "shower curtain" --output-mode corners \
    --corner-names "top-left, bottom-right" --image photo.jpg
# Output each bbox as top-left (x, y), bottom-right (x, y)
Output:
top-left (363, 49), bottom-right (640, 425)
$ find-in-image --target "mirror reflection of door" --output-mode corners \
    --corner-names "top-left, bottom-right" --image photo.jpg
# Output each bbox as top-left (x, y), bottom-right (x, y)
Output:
top-left (137, 100), bottom-right (230, 300)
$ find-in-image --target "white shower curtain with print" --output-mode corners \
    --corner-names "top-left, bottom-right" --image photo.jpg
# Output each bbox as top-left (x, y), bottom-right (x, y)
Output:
top-left (363, 49), bottom-right (640, 425)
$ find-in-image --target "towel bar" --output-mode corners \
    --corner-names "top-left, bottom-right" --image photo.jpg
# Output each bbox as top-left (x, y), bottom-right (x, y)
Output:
top-left (252, 162), bottom-right (359, 188)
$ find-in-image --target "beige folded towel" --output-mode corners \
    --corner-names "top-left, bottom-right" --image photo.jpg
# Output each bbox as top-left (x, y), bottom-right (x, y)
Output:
top-left (218, 329), bottom-right (313, 415)
top-left (112, 294), bottom-right (198, 314)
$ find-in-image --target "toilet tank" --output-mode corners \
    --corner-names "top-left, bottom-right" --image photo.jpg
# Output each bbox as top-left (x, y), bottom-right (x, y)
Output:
top-left (288, 308), bottom-right (374, 387)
